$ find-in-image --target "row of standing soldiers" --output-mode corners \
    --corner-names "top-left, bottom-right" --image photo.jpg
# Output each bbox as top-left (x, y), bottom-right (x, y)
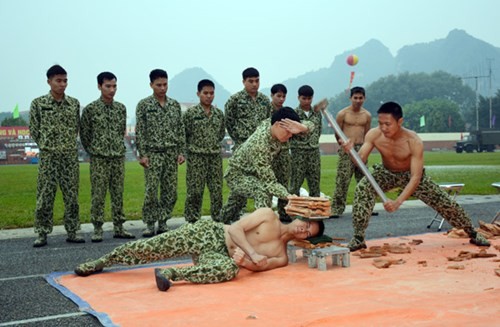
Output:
top-left (28, 65), bottom-right (324, 247)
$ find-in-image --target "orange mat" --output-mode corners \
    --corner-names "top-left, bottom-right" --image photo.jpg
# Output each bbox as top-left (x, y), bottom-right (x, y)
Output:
top-left (48, 233), bottom-right (500, 326)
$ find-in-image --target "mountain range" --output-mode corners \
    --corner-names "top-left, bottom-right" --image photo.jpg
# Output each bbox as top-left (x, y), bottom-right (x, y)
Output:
top-left (169, 29), bottom-right (500, 108)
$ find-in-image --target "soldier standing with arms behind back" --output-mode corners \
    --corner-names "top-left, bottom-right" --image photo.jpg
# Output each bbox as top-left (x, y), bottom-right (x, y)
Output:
top-left (80, 72), bottom-right (135, 242)
top-left (29, 64), bottom-right (84, 247)
top-left (330, 86), bottom-right (374, 218)
top-left (224, 67), bottom-right (273, 216)
top-left (135, 69), bottom-right (185, 237)
top-left (183, 79), bottom-right (225, 223)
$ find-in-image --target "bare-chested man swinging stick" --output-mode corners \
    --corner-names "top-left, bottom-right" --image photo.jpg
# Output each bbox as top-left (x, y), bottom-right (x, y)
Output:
top-left (322, 101), bottom-right (489, 251)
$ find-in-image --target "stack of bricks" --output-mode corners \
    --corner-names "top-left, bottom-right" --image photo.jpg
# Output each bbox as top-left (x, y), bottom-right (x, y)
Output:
top-left (285, 196), bottom-right (331, 218)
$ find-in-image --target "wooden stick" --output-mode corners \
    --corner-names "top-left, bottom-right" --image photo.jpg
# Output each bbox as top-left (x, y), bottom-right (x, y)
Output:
top-left (321, 108), bottom-right (388, 203)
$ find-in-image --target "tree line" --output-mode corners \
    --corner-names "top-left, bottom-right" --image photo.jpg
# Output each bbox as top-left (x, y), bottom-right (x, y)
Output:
top-left (323, 71), bottom-right (500, 133)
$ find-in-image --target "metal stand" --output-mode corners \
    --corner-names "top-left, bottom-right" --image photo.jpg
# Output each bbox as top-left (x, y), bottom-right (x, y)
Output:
top-left (427, 183), bottom-right (464, 231)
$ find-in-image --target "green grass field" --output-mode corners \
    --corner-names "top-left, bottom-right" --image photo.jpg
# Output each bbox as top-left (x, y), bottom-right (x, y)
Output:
top-left (0, 152), bottom-right (499, 229)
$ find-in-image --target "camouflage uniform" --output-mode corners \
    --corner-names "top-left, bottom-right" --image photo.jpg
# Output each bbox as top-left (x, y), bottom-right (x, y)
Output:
top-left (136, 95), bottom-right (185, 233)
top-left (348, 164), bottom-right (489, 249)
top-left (290, 108), bottom-right (322, 197)
top-left (183, 104), bottom-right (225, 223)
top-left (29, 93), bottom-right (81, 239)
top-left (331, 144), bottom-right (364, 215)
top-left (76, 220), bottom-right (239, 284)
top-left (271, 107), bottom-right (291, 220)
top-left (224, 89), bottom-right (272, 151)
top-left (217, 121), bottom-right (289, 223)
top-left (80, 98), bottom-right (132, 239)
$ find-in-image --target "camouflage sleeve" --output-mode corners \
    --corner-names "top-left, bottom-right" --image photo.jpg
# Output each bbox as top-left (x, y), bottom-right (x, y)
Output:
top-left (253, 146), bottom-right (290, 199)
top-left (176, 103), bottom-right (185, 156)
top-left (79, 105), bottom-right (92, 153)
top-left (135, 101), bottom-right (146, 158)
top-left (182, 109), bottom-right (191, 154)
top-left (219, 110), bottom-right (226, 143)
top-left (302, 120), bottom-right (315, 134)
top-left (224, 96), bottom-right (239, 143)
top-left (120, 103), bottom-right (127, 137)
top-left (75, 99), bottom-right (81, 137)
top-left (29, 99), bottom-right (40, 145)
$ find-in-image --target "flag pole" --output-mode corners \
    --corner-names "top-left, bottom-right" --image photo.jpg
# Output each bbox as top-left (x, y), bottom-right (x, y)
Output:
top-left (321, 107), bottom-right (388, 203)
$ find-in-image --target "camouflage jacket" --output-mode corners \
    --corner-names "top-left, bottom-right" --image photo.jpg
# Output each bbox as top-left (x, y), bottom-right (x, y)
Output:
top-left (290, 107), bottom-right (322, 149)
top-left (226, 120), bottom-right (289, 199)
top-left (29, 92), bottom-right (80, 153)
top-left (135, 95), bottom-right (185, 158)
top-left (224, 90), bottom-right (272, 147)
top-left (80, 97), bottom-right (126, 157)
top-left (183, 104), bottom-right (225, 155)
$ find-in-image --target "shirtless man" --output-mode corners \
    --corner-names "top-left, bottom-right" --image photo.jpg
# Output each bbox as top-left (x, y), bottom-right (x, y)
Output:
top-left (342, 101), bottom-right (490, 251)
top-left (331, 87), bottom-right (372, 217)
top-left (74, 208), bottom-right (324, 292)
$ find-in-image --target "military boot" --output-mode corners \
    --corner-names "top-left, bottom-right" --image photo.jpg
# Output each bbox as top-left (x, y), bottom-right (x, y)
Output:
top-left (113, 225), bottom-right (135, 239)
top-left (156, 221), bottom-right (168, 235)
top-left (142, 223), bottom-right (156, 237)
top-left (33, 233), bottom-right (47, 248)
top-left (91, 226), bottom-right (103, 243)
top-left (66, 232), bottom-right (85, 244)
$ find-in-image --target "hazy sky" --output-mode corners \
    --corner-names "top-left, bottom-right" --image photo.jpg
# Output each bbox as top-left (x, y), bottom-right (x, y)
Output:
top-left (1, 0), bottom-right (499, 119)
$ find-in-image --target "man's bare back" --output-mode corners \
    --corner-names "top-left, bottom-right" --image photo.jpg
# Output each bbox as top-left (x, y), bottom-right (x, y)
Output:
top-left (337, 106), bottom-right (371, 144)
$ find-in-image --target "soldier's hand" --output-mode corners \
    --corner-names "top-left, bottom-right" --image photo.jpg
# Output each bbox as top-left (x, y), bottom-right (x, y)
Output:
top-left (279, 119), bottom-right (308, 134)
top-left (177, 155), bottom-right (185, 165)
top-left (313, 98), bottom-right (329, 113)
top-left (139, 157), bottom-right (149, 168)
top-left (250, 253), bottom-right (268, 267)
top-left (232, 247), bottom-right (246, 265)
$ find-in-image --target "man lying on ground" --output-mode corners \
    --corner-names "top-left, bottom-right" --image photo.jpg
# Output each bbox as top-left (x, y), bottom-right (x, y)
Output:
top-left (74, 208), bottom-right (324, 292)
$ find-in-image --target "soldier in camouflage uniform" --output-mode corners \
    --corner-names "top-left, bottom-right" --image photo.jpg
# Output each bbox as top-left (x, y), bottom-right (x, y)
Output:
top-left (330, 87), bottom-right (373, 217)
top-left (224, 67), bottom-right (273, 151)
top-left (183, 79), bottom-right (225, 223)
top-left (80, 72), bottom-right (135, 242)
top-left (290, 85), bottom-right (324, 197)
top-left (136, 69), bottom-right (185, 237)
top-left (29, 65), bottom-right (84, 247)
top-left (216, 108), bottom-right (314, 224)
top-left (74, 207), bottom-right (324, 292)
top-left (224, 67), bottom-right (273, 215)
top-left (269, 84), bottom-right (292, 222)
top-left (344, 102), bottom-right (490, 251)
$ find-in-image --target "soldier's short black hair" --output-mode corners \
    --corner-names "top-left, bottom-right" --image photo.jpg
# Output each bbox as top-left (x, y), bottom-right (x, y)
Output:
top-left (46, 65), bottom-right (67, 79)
top-left (316, 220), bottom-right (325, 237)
top-left (298, 85), bottom-right (314, 97)
top-left (350, 86), bottom-right (365, 97)
top-left (377, 101), bottom-right (403, 120)
top-left (271, 106), bottom-right (301, 125)
top-left (198, 79), bottom-right (215, 92)
top-left (242, 67), bottom-right (259, 80)
top-left (149, 69), bottom-right (168, 82)
top-left (271, 83), bottom-right (287, 95)
top-left (97, 72), bottom-right (117, 85)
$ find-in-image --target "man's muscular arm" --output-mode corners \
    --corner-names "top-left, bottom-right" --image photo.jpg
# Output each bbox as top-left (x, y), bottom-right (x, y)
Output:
top-left (232, 247), bottom-right (288, 272)
top-left (227, 208), bottom-right (272, 267)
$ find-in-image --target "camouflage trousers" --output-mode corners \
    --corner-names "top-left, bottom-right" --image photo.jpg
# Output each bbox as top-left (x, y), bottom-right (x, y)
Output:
top-left (90, 156), bottom-right (126, 227)
top-left (352, 164), bottom-right (475, 239)
top-left (216, 172), bottom-right (274, 224)
top-left (142, 150), bottom-right (178, 225)
top-left (272, 149), bottom-right (291, 218)
top-left (290, 148), bottom-right (321, 197)
top-left (35, 151), bottom-right (80, 235)
top-left (331, 145), bottom-right (364, 215)
top-left (100, 220), bottom-right (239, 284)
top-left (184, 153), bottom-right (223, 223)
